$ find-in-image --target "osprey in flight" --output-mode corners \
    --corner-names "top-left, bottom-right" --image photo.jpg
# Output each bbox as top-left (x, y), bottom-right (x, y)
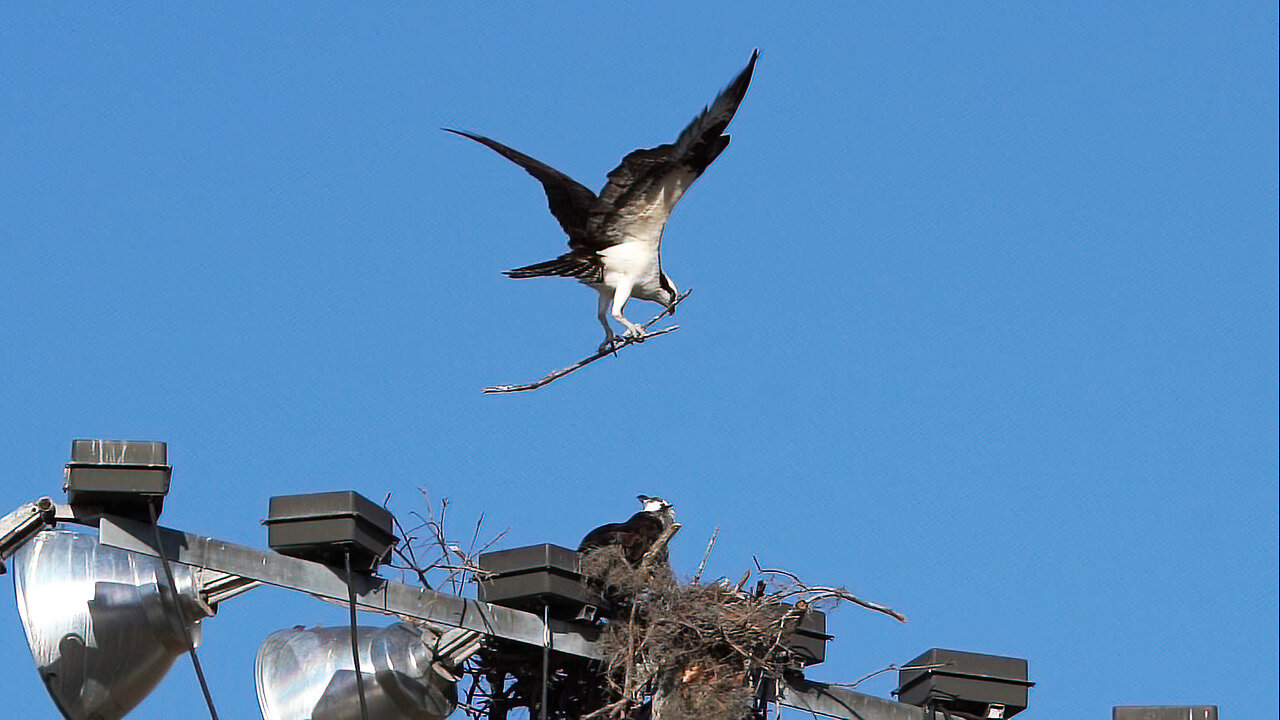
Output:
top-left (579, 495), bottom-right (676, 565)
top-left (448, 50), bottom-right (758, 351)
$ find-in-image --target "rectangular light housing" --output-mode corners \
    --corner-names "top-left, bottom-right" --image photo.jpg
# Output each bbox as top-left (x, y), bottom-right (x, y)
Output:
top-left (64, 439), bottom-right (171, 521)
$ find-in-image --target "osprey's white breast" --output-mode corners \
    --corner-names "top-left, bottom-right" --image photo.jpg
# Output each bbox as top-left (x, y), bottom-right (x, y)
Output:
top-left (598, 240), bottom-right (660, 285)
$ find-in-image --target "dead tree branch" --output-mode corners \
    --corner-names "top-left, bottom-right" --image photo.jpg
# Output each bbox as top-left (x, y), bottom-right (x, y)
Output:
top-left (388, 491), bottom-right (506, 594)
top-left (753, 558), bottom-right (907, 623)
top-left (841, 662), bottom-right (951, 690)
top-left (483, 289), bottom-right (692, 394)
top-left (692, 526), bottom-right (720, 584)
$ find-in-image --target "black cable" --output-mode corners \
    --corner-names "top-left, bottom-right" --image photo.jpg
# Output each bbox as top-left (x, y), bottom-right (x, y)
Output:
top-left (345, 550), bottom-right (371, 720)
top-left (541, 603), bottom-right (550, 720)
top-left (149, 502), bottom-right (219, 720)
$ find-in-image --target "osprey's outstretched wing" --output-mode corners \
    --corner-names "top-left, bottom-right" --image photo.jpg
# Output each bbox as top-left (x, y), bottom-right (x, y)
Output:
top-left (444, 128), bottom-right (600, 244)
top-left (587, 50), bottom-right (759, 251)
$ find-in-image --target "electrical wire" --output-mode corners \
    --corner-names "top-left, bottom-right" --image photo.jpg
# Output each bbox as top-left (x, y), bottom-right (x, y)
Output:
top-left (541, 603), bottom-right (550, 720)
top-left (345, 550), bottom-right (371, 720)
top-left (149, 502), bottom-right (220, 720)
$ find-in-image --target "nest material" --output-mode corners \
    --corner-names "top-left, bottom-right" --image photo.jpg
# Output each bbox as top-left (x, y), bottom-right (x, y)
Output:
top-left (459, 537), bottom-right (901, 720)
top-left (580, 543), bottom-right (677, 600)
top-left (394, 497), bottom-right (905, 720)
top-left (581, 546), bottom-right (812, 720)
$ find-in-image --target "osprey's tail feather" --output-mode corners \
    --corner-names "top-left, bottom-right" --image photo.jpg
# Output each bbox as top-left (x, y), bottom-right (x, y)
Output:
top-left (504, 254), bottom-right (599, 281)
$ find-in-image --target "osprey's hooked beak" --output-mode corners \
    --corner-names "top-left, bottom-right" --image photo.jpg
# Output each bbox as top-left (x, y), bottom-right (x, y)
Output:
top-left (659, 273), bottom-right (679, 315)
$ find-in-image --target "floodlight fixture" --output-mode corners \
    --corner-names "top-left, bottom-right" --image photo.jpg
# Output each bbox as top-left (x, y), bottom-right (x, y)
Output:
top-left (12, 529), bottom-right (213, 720)
top-left (256, 622), bottom-right (480, 720)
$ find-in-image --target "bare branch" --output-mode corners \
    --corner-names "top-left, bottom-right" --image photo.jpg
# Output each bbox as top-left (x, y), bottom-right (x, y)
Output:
top-left (753, 560), bottom-right (908, 623)
top-left (691, 525), bottom-right (720, 584)
top-left (840, 662), bottom-right (951, 690)
top-left (391, 491), bottom-right (508, 595)
top-left (483, 289), bottom-right (692, 394)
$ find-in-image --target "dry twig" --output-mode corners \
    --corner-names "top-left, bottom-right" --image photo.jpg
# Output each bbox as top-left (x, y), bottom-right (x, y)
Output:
top-left (483, 289), bottom-right (692, 394)
top-left (753, 558), bottom-right (907, 623)
top-left (841, 661), bottom-right (951, 690)
top-left (388, 491), bottom-right (506, 594)
top-left (692, 526), bottom-right (721, 584)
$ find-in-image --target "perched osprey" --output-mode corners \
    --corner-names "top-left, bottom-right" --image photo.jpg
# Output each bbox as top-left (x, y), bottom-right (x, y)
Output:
top-left (579, 495), bottom-right (676, 565)
top-left (448, 50), bottom-right (758, 351)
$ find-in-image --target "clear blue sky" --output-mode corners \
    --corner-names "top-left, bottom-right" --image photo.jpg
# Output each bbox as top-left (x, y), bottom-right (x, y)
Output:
top-left (2, 3), bottom-right (1276, 719)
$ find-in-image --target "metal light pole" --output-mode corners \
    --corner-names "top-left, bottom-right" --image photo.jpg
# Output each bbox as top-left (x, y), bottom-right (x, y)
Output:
top-left (3, 438), bottom-right (1029, 720)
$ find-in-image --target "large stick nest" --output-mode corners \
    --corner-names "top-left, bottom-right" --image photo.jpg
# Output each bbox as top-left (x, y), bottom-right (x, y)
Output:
top-left (580, 546), bottom-right (818, 720)
top-left (397, 499), bottom-right (907, 720)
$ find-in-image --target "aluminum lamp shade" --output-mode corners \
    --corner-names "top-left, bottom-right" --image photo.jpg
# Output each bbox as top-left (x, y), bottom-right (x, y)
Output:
top-left (256, 623), bottom-right (459, 720)
top-left (11, 529), bottom-right (211, 720)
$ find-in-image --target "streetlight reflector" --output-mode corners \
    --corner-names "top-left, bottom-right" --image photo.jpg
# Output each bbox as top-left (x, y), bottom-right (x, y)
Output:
top-left (11, 529), bottom-right (211, 720)
top-left (256, 623), bottom-right (465, 720)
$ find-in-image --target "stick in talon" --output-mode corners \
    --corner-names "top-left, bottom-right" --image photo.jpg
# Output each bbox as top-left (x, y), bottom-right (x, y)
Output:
top-left (482, 293), bottom-right (690, 394)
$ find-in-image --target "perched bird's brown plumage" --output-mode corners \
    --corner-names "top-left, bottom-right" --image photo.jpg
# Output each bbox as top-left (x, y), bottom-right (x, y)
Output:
top-left (578, 495), bottom-right (675, 565)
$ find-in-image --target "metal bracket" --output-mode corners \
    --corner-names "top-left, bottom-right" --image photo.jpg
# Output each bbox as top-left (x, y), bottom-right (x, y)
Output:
top-left (0, 497), bottom-right (56, 573)
top-left (778, 676), bottom-right (932, 720)
top-left (97, 515), bottom-right (605, 658)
